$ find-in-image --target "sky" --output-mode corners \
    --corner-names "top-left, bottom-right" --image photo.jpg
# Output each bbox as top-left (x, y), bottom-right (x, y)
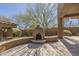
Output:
top-left (64, 18), bottom-right (79, 27)
top-left (0, 3), bottom-right (79, 28)
top-left (0, 3), bottom-right (27, 17)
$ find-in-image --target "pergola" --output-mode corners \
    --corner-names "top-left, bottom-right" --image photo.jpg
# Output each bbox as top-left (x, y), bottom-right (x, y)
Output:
top-left (0, 20), bottom-right (17, 40)
top-left (58, 3), bottom-right (79, 39)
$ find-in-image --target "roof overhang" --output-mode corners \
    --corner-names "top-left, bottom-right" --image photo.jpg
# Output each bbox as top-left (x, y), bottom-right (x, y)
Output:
top-left (0, 21), bottom-right (17, 28)
top-left (59, 3), bottom-right (79, 18)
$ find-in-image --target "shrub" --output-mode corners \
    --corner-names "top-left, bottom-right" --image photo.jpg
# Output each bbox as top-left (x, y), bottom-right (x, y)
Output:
top-left (12, 28), bottom-right (22, 37)
top-left (75, 31), bottom-right (79, 36)
top-left (64, 30), bottom-right (72, 36)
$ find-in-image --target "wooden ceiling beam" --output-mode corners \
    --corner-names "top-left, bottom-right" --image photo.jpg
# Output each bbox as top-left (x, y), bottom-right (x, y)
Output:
top-left (64, 13), bottom-right (79, 18)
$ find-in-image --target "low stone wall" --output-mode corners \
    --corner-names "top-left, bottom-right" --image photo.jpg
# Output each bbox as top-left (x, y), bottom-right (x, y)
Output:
top-left (45, 36), bottom-right (58, 42)
top-left (0, 36), bottom-right (58, 52)
top-left (0, 37), bottom-right (32, 52)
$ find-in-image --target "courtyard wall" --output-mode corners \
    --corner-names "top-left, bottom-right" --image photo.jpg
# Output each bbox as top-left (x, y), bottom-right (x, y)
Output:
top-left (21, 27), bottom-right (79, 36)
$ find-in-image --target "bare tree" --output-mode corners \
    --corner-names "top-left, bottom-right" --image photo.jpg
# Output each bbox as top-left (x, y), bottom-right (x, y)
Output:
top-left (16, 3), bottom-right (58, 30)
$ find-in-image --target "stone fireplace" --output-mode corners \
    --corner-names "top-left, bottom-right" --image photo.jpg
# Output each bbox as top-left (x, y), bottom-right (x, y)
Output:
top-left (32, 25), bottom-right (46, 43)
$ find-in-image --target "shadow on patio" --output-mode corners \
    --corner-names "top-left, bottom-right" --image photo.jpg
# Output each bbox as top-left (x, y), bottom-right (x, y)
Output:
top-left (60, 37), bottom-right (79, 56)
top-left (27, 43), bottom-right (43, 49)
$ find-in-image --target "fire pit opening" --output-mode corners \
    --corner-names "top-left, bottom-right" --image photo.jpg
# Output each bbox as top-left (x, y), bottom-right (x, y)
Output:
top-left (36, 33), bottom-right (42, 40)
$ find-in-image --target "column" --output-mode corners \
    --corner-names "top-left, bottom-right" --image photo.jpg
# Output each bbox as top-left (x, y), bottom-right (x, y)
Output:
top-left (58, 17), bottom-right (64, 39)
top-left (57, 4), bottom-right (64, 39)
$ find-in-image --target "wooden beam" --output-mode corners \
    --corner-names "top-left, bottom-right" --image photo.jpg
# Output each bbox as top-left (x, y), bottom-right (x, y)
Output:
top-left (64, 13), bottom-right (79, 18)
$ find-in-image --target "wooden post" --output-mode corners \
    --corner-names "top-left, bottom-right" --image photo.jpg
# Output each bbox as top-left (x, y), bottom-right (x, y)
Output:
top-left (58, 17), bottom-right (64, 39)
top-left (57, 4), bottom-right (64, 39)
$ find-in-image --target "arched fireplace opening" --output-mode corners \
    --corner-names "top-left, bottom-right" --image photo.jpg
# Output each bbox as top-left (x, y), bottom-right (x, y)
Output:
top-left (36, 33), bottom-right (42, 40)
